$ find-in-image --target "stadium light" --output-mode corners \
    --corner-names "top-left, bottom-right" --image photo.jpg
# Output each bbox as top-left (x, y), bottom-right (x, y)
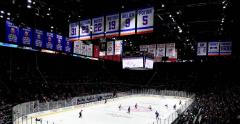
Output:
top-left (0, 11), bottom-right (4, 14)
top-left (7, 12), bottom-right (11, 16)
top-left (161, 4), bottom-right (165, 8)
top-left (27, 5), bottom-right (32, 8)
top-left (27, 0), bottom-right (32, 3)
top-left (179, 29), bottom-right (182, 33)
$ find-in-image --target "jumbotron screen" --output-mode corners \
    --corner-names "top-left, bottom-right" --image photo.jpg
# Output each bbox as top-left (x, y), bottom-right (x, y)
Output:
top-left (122, 57), bottom-right (144, 69)
top-left (145, 58), bottom-right (154, 69)
top-left (122, 57), bottom-right (154, 70)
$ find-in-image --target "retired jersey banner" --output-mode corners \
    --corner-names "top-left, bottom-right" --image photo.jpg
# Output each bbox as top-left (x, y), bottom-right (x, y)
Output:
top-left (137, 7), bottom-right (154, 34)
top-left (55, 35), bottom-right (64, 51)
top-left (80, 19), bottom-right (91, 40)
top-left (208, 42), bottom-right (219, 56)
top-left (220, 42), bottom-right (232, 55)
top-left (73, 41), bottom-right (81, 54)
top-left (107, 41), bottom-right (114, 55)
top-left (45, 32), bottom-right (55, 50)
top-left (34, 29), bottom-right (45, 48)
top-left (19, 27), bottom-right (32, 46)
top-left (120, 10), bottom-right (136, 36)
top-left (69, 22), bottom-right (80, 41)
top-left (64, 37), bottom-right (73, 53)
top-left (106, 14), bottom-right (120, 37)
top-left (114, 40), bottom-right (122, 55)
top-left (197, 42), bottom-right (207, 56)
top-left (92, 16), bottom-right (105, 39)
top-left (5, 21), bottom-right (19, 43)
top-left (166, 43), bottom-right (177, 59)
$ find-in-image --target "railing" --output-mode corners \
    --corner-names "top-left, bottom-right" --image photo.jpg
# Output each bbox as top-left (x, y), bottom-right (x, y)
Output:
top-left (13, 90), bottom-right (194, 124)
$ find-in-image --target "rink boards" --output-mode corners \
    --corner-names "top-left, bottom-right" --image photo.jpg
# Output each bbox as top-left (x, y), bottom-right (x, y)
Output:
top-left (15, 95), bottom-right (193, 124)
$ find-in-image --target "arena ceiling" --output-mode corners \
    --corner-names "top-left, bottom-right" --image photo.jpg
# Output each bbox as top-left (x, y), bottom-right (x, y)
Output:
top-left (0, 0), bottom-right (233, 42)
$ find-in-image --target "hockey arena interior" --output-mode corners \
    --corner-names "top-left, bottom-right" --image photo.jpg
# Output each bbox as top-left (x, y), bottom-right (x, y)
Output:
top-left (0, 0), bottom-right (238, 124)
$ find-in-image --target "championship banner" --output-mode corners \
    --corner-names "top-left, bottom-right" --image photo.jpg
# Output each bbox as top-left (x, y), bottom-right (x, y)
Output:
top-left (166, 43), bottom-right (177, 60)
top-left (19, 27), bottom-right (32, 46)
top-left (220, 42), bottom-right (232, 56)
top-left (73, 41), bottom-right (81, 54)
top-left (107, 41), bottom-right (114, 55)
top-left (155, 44), bottom-right (165, 62)
top-left (86, 44), bottom-right (93, 57)
top-left (69, 22), bottom-right (80, 41)
top-left (92, 16), bottom-right (104, 39)
top-left (64, 37), bottom-right (73, 53)
top-left (45, 32), bottom-right (55, 50)
top-left (55, 35), bottom-right (64, 51)
top-left (114, 40), bottom-right (122, 55)
top-left (120, 10), bottom-right (136, 36)
top-left (148, 44), bottom-right (156, 57)
top-left (197, 42), bottom-right (207, 56)
top-left (80, 41), bottom-right (87, 56)
top-left (105, 14), bottom-right (120, 37)
top-left (99, 42), bottom-right (106, 56)
top-left (208, 42), bottom-right (219, 56)
top-left (34, 29), bottom-right (45, 48)
top-left (137, 7), bottom-right (154, 34)
top-left (5, 21), bottom-right (19, 43)
top-left (139, 45), bottom-right (148, 52)
top-left (80, 19), bottom-right (91, 40)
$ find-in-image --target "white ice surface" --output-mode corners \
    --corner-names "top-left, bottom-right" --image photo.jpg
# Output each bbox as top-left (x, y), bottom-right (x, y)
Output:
top-left (23, 96), bottom-right (191, 124)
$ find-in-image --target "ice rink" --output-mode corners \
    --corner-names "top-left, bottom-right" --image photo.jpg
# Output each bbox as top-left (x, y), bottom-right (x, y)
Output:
top-left (23, 95), bottom-right (192, 124)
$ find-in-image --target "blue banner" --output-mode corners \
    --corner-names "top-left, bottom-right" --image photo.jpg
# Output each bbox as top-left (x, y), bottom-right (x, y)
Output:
top-left (64, 37), bottom-right (73, 53)
top-left (55, 34), bottom-right (64, 51)
top-left (45, 32), bottom-right (55, 50)
top-left (33, 29), bottom-right (45, 48)
top-left (5, 21), bottom-right (19, 43)
top-left (19, 27), bottom-right (32, 46)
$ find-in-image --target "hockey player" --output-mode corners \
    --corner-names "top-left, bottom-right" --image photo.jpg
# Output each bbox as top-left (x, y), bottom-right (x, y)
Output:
top-left (179, 100), bottom-right (182, 105)
top-left (127, 106), bottom-right (131, 114)
top-left (148, 105), bottom-right (152, 111)
top-left (173, 104), bottom-right (176, 110)
top-left (79, 110), bottom-right (83, 118)
top-left (155, 111), bottom-right (159, 120)
top-left (118, 104), bottom-right (122, 111)
top-left (165, 104), bottom-right (168, 108)
top-left (135, 103), bottom-right (138, 109)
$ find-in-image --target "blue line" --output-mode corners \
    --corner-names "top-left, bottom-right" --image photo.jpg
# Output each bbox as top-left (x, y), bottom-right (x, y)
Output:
top-left (121, 28), bottom-right (135, 32)
top-left (137, 26), bottom-right (154, 30)
top-left (106, 31), bottom-right (119, 34)
top-left (92, 32), bottom-right (104, 36)
top-left (80, 35), bottom-right (90, 37)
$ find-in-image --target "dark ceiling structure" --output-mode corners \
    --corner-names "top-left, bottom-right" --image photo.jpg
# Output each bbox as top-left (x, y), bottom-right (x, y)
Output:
top-left (0, 0), bottom-right (233, 44)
